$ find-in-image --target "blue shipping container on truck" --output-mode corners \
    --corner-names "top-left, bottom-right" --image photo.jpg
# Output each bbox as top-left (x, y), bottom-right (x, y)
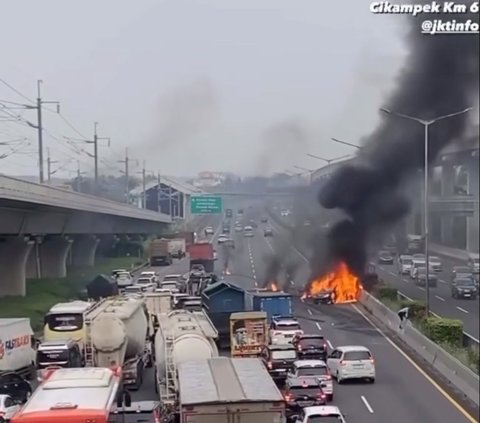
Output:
top-left (202, 280), bottom-right (246, 348)
top-left (249, 292), bottom-right (293, 321)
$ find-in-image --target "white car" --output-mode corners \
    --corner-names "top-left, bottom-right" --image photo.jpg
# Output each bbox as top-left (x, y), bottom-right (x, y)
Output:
top-left (116, 272), bottom-right (133, 287)
top-left (205, 226), bottom-right (214, 235)
top-left (292, 406), bottom-right (347, 423)
top-left (287, 360), bottom-right (333, 400)
top-left (410, 259), bottom-right (426, 278)
top-left (468, 254), bottom-right (480, 274)
top-left (429, 256), bottom-right (443, 273)
top-left (140, 271), bottom-right (159, 283)
top-left (397, 255), bottom-right (413, 274)
top-left (0, 394), bottom-right (22, 421)
top-left (135, 282), bottom-right (157, 292)
top-left (217, 235), bottom-right (229, 243)
top-left (269, 317), bottom-right (303, 343)
top-left (161, 281), bottom-right (179, 291)
top-left (136, 276), bottom-right (155, 285)
top-left (327, 345), bottom-right (375, 383)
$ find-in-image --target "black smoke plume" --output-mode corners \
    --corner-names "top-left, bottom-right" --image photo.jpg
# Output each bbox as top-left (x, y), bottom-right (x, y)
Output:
top-left (315, 3), bottom-right (479, 279)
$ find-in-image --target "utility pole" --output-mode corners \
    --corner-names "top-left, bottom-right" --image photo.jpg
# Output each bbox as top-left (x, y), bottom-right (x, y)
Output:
top-left (142, 160), bottom-right (146, 208)
top-left (76, 161), bottom-right (82, 192)
top-left (46, 148), bottom-right (58, 185)
top-left (157, 172), bottom-right (162, 213)
top-left (118, 148), bottom-right (130, 203)
top-left (92, 122), bottom-right (110, 185)
top-left (34, 80), bottom-right (60, 184)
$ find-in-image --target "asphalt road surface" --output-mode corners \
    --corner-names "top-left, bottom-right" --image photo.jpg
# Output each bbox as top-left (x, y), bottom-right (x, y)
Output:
top-left (268, 208), bottom-right (480, 341)
top-left (231, 207), bottom-right (478, 423)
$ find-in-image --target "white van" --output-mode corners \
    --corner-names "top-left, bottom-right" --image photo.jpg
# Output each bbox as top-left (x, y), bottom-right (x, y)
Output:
top-left (327, 345), bottom-right (375, 384)
top-left (397, 255), bottom-right (413, 275)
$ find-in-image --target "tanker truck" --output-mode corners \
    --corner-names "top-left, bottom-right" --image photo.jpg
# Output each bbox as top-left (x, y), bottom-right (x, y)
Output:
top-left (84, 297), bottom-right (153, 389)
top-left (154, 309), bottom-right (219, 404)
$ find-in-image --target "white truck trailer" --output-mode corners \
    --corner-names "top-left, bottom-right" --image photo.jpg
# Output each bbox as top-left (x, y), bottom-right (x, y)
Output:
top-left (154, 309), bottom-right (219, 403)
top-left (177, 358), bottom-right (286, 423)
top-left (84, 297), bottom-right (153, 389)
top-left (0, 318), bottom-right (35, 379)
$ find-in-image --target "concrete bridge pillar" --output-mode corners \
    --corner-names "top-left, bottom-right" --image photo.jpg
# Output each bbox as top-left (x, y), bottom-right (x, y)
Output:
top-left (26, 236), bottom-right (73, 279)
top-left (71, 235), bottom-right (100, 266)
top-left (441, 164), bottom-right (455, 196)
top-left (467, 159), bottom-right (479, 252)
top-left (0, 237), bottom-right (34, 297)
top-left (39, 236), bottom-right (74, 278)
top-left (441, 215), bottom-right (455, 246)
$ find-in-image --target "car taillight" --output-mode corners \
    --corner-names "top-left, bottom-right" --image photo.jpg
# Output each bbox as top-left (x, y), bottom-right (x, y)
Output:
top-left (370, 358), bottom-right (375, 364)
top-left (317, 392), bottom-right (326, 400)
top-left (325, 374), bottom-right (332, 380)
top-left (284, 393), bottom-right (293, 402)
top-left (267, 361), bottom-right (273, 369)
top-left (297, 345), bottom-right (302, 351)
top-left (339, 360), bottom-right (346, 366)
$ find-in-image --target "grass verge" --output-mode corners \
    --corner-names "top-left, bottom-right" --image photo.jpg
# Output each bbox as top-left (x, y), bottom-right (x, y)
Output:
top-left (0, 256), bottom-right (140, 333)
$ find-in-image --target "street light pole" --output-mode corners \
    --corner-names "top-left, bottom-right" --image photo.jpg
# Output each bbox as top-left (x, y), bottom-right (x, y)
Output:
top-left (307, 153), bottom-right (352, 164)
top-left (380, 106), bottom-right (473, 316)
top-left (330, 137), bottom-right (361, 150)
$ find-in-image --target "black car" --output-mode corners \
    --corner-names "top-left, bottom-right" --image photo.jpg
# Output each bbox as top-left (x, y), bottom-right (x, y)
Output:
top-left (261, 345), bottom-right (297, 381)
top-left (0, 371), bottom-right (32, 403)
top-left (222, 226), bottom-right (230, 234)
top-left (451, 277), bottom-right (478, 299)
top-left (292, 334), bottom-right (328, 360)
top-left (312, 289), bottom-right (335, 305)
top-left (261, 217), bottom-right (268, 223)
top-left (264, 227), bottom-right (273, 237)
top-left (284, 377), bottom-right (327, 419)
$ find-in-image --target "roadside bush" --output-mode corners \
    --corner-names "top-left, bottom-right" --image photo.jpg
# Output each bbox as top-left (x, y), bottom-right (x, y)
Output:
top-left (423, 317), bottom-right (463, 347)
top-left (378, 286), bottom-right (398, 301)
top-left (398, 299), bottom-right (426, 321)
top-left (467, 348), bottom-right (480, 374)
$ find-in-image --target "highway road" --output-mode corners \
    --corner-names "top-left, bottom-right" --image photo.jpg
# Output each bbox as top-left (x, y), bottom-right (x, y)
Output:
top-left (231, 206), bottom-right (478, 423)
top-left (124, 205), bottom-right (477, 422)
top-left (268, 209), bottom-right (480, 341)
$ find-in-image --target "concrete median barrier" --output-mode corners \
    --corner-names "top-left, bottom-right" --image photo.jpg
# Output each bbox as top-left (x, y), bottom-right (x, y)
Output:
top-left (360, 291), bottom-right (480, 406)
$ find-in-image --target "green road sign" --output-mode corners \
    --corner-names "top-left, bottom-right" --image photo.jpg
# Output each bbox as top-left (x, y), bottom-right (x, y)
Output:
top-left (191, 196), bottom-right (223, 214)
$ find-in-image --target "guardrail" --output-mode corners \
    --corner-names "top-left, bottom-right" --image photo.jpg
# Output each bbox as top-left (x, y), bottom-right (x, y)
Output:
top-left (360, 291), bottom-right (479, 406)
top-left (266, 205), bottom-right (480, 349)
top-left (266, 204), bottom-right (480, 401)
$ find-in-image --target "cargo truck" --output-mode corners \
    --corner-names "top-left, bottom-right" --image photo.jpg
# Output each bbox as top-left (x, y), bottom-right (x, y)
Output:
top-left (149, 239), bottom-right (173, 266)
top-left (230, 311), bottom-right (268, 358)
top-left (168, 238), bottom-right (187, 259)
top-left (187, 242), bottom-right (215, 273)
top-left (247, 291), bottom-right (293, 322)
top-left (154, 309), bottom-right (218, 404)
top-left (177, 358), bottom-right (286, 423)
top-left (0, 318), bottom-right (36, 378)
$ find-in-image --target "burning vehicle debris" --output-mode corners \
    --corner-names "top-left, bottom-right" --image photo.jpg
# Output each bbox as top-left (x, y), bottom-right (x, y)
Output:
top-left (302, 262), bottom-right (363, 305)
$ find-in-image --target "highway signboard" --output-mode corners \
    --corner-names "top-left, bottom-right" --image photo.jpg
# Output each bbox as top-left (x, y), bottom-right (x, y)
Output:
top-left (191, 196), bottom-right (223, 214)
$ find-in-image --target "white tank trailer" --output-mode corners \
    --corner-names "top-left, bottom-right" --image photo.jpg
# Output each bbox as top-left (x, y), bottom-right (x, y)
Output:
top-left (155, 309), bottom-right (219, 401)
top-left (87, 297), bottom-right (152, 388)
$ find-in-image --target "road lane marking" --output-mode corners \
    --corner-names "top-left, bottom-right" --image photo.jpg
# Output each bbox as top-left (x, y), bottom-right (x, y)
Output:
top-left (439, 279), bottom-right (447, 284)
top-left (352, 304), bottom-right (478, 423)
top-left (388, 271), bottom-right (396, 277)
top-left (307, 308), bottom-right (313, 315)
top-left (456, 306), bottom-right (469, 314)
top-left (435, 295), bottom-right (445, 302)
top-left (290, 280), bottom-right (295, 286)
top-left (315, 322), bottom-right (322, 331)
top-left (398, 291), bottom-right (414, 301)
top-left (418, 287), bottom-right (425, 291)
top-left (327, 340), bottom-right (333, 349)
top-left (361, 396), bottom-right (374, 413)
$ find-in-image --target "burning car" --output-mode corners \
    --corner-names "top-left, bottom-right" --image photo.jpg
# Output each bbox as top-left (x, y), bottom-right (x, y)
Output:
top-left (302, 262), bottom-right (362, 305)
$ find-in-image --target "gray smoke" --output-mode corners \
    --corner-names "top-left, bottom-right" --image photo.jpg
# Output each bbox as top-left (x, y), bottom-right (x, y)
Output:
top-left (256, 120), bottom-right (310, 175)
top-left (147, 78), bottom-right (220, 152)
top-left (316, 3), bottom-right (479, 278)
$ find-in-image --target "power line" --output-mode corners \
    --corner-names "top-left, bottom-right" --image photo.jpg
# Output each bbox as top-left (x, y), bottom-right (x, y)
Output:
top-left (0, 77), bottom-right (35, 104)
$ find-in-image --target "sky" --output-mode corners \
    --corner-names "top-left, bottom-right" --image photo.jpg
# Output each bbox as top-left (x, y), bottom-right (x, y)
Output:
top-left (0, 0), bottom-right (407, 179)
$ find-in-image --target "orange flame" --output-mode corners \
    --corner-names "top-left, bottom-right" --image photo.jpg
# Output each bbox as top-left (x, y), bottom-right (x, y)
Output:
top-left (267, 281), bottom-right (279, 292)
top-left (303, 262), bottom-right (363, 304)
